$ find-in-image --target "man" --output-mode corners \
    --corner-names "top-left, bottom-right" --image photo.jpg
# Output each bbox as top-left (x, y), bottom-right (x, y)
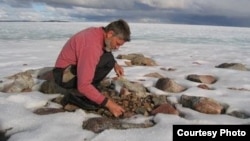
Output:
top-left (53, 19), bottom-right (131, 117)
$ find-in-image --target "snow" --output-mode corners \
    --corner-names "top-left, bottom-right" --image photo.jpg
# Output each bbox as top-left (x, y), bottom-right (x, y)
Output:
top-left (0, 22), bottom-right (250, 141)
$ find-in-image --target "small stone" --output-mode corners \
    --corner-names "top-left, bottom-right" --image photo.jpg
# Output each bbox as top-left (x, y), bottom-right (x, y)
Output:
top-left (227, 111), bottom-right (249, 119)
top-left (64, 104), bottom-right (79, 112)
top-left (33, 108), bottom-right (65, 115)
top-left (186, 74), bottom-right (217, 84)
top-left (150, 103), bottom-right (179, 115)
top-left (197, 84), bottom-right (210, 90)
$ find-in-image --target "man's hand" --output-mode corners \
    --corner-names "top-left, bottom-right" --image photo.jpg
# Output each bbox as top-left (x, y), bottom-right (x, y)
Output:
top-left (114, 63), bottom-right (124, 77)
top-left (105, 99), bottom-right (125, 117)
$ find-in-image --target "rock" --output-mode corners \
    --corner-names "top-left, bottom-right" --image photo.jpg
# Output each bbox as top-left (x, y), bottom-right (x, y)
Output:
top-left (25, 67), bottom-right (54, 79)
top-left (227, 87), bottom-right (250, 91)
top-left (37, 69), bottom-right (54, 81)
top-left (227, 111), bottom-right (250, 119)
top-left (124, 61), bottom-right (132, 66)
top-left (215, 63), bottom-right (248, 71)
top-left (116, 53), bottom-right (144, 60)
top-left (51, 96), bottom-right (64, 104)
top-left (119, 87), bottom-right (131, 95)
top-left (0, 67), bottom-right (55, 93)
top-left (82, 117), bottom-right (154, 133)
top-left (180, 95), bottom-right (224, 114)
top-left (160, 67), bottom-right (176, 71)
top-left (197, 84), bottom-right (213, 90)
top-left (151, 95), bottom-right (167, 106)
top-left (131, 56), bottom-right (157, 66)
top-left (63, 104), bottom-right (79, 112)
top-left (155, 77), bottom-right (187, 93)
top-left (95, 91), bottom-right (172, 118)
top-left (33, 108), bottom-right (65, 115)
top-left (150, 103), bottom-right (179, 115)
top-left (2, 71), bottom-right (34, 93)
top-left (186, 74), bottom-right (217, 84)
top-left (113, 77), bottom-right (148, 98)
top-left (116, 53), bottom-right (157, 66)
top-left (39, 80), bottom-right (68, 95)
top-left (144, 72), bottom-right (164, 78)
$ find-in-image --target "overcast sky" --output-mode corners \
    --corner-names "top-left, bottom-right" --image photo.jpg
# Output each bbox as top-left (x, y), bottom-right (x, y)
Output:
top-left (1, 0), bottom-right (250, 27)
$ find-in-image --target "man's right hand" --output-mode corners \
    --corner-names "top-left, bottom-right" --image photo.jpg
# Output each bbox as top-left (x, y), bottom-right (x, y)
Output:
top-left (105, 99), bottom-right (125, 117)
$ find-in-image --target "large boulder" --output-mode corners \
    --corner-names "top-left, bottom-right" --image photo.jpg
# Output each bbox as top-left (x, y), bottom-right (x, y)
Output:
top-left (117, 53), bottom-right (157, 66)
top-left (155, 77), bottom-right (187, 93)
top-left (180, 95), bottom-right (224, 114)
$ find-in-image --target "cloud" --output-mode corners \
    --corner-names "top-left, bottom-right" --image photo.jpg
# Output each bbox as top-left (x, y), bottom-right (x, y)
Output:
top-left (187, 0), bottom-right (250, 17)
top-left (28, 0), bottom-right (136, 9)
top-left (139, 0), bottom-right (191, 9)
top-left (0, 0), bottom-right (250, 27)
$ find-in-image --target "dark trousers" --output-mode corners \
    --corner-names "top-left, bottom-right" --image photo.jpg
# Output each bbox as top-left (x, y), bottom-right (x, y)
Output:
top-left (52, 52), bottom-right (115, 110)
top-left (53, 52), bottom-right (115, 89)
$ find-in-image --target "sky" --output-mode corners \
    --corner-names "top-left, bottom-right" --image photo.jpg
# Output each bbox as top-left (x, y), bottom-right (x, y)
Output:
top-left (1, 0), bottom-right (250, 27)
top-left (0, 22), bottom-right (250, 141)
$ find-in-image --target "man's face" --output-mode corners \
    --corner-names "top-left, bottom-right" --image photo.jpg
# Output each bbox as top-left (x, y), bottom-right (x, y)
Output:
top-left (104, 31), bottom-right (125, 52)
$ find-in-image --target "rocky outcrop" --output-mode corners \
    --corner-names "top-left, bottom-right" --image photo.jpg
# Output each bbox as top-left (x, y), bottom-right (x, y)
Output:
top-left (0, 67), bottom-right (54, 93)
top-left (82, 117), bottom-right (154, 133)
top-left (97, 91), bottom-right (177, 118)
top-left (1, 58), bottom-right (249, 123)
top-left (1, 71), bottom-right (34, 93)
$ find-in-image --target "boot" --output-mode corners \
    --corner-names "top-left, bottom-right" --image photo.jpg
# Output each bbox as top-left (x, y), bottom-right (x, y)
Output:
top-left (61, 91), bottom-right (100, 111)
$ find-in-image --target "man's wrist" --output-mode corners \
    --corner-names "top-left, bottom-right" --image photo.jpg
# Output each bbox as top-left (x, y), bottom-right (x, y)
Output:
top-left (100, 97), bottom-right (109, 107)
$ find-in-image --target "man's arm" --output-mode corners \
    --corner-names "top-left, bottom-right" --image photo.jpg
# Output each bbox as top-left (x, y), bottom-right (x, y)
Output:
top-left (114, 62), bottom-right (124, 77)
top-left (105, 99), bottom-right (125, 117)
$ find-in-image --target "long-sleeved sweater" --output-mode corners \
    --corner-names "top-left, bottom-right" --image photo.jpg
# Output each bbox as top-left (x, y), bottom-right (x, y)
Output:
top-left (55, 27), bottom-right (106, 105)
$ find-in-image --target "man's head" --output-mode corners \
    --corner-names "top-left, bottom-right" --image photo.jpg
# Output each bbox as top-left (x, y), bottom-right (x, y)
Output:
top-left (103, 19), bottom-right (131, 52)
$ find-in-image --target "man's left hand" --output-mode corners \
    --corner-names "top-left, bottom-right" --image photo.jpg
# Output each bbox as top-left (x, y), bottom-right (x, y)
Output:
top-left (114, 63), bottom-right (124, 77)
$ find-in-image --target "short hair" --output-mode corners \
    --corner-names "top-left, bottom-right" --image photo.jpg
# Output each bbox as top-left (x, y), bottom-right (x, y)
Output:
top-left (104, 19), bottom-right (131, 42)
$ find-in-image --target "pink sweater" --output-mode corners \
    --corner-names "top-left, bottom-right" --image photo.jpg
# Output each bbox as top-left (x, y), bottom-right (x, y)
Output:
top-left (55, 27), bottom-right (106, 105)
